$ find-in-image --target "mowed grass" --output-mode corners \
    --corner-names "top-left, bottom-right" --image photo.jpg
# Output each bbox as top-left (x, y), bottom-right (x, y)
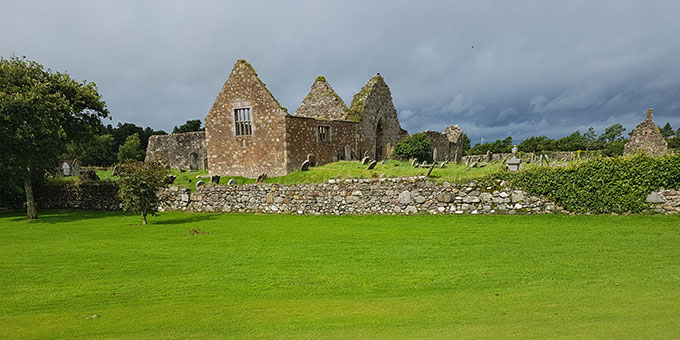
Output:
top-left (1, 211), bottom-right (679, 339)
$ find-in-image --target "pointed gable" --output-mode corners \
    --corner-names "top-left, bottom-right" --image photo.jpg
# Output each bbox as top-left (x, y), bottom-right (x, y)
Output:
top-left (346, 73), bottom-right (390, 122)
top-left (294, 76), bottom-right (348, 120)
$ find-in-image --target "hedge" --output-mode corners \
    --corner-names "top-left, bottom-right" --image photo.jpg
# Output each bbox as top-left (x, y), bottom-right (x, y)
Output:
top-left (503, 153), bottom-right (680, 214)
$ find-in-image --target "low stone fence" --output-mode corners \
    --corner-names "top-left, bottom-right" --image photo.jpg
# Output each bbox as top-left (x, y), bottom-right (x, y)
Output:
top-left (34, 179), bottom-right (680, 215)
top-left (36, 182), bottom-right (121, 210)
top-left (648, 189), bottom-right (680, 214)
top-left (159, 177), bottom-right (564, 215)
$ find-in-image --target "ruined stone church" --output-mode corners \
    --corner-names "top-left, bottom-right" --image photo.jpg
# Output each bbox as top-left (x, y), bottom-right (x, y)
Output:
top-left (146, 59), bottom-right (464, 178)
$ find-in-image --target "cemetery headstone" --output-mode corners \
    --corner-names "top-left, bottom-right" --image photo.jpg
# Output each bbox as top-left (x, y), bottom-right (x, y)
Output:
top-left (227, 179), bottom-right (237, 186)
top-left (361, 156), bottom-right (370, 165)
top-left (367, 160), bottom-right (377, 170)
top-left (300, 160), bottom-right (310, 171)
top-left (211, 175), bottom-right (220, 184)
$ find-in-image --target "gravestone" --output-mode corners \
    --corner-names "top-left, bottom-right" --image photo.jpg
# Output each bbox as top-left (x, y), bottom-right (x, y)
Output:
top-left (256, 173), bottom-right (267, 182)
top-left (426, 164), bottom-right (435, 177)
top-left (469, 161), bottom-right (478, 168)
top-left (345, 145), bottom-right (352, 160)
top-left (381, 159), bottom-right (388, 164)
top-left (507, 145), bottom-right (521, 172)
top-left (196, 180), bottom-right (205, 188)
top-left (411, 158), bottom-right (418, 166)
top-left (62, 162), bottom-right (71, 176)
top-left (307, 153), bottom-right (315, 167)
top-left (433, 147), bottom-right (438, 161)
top-left (363, 151), bottom-right (369, 159)
top-left (440, 162), bottom-right (446, 168)
top-left (300, 160), bottom-right (310, 171)
top-left (361, 156), bottom-right (370, 165)
top-left (367, 160), bottom-right (377, 170)
top-left (485, 151), bottom-right (493, 163)
top-left (227, 179), bottom-right (237, 186)
top-left (211, 175), bottom-right (220, 184)
top-left (79, 169), bottom-right (99, 181)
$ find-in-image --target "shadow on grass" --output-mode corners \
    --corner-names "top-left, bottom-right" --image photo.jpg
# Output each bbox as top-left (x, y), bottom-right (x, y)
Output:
top-left (12, 209), bottom-right (122, 224)
top-left (151, 213), bottom-right (219, 225)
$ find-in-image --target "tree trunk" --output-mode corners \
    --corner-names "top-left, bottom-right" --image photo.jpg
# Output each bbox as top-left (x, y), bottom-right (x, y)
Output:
top-left (23, 170), bottom-right (38, 219)
top-left (142, 212), bottom-right (147, 225)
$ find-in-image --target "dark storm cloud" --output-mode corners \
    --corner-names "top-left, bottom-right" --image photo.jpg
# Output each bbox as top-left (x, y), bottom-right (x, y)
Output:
top-left (2, 0), bottom-right (679, 142)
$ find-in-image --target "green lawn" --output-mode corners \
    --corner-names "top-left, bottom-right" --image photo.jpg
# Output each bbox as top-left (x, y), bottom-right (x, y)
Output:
top-left (1, 211), bottom-right (679, 339)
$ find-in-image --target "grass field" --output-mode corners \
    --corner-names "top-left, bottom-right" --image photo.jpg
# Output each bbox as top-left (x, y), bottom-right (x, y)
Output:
top-left (1, 211), bottom-right (679, 339)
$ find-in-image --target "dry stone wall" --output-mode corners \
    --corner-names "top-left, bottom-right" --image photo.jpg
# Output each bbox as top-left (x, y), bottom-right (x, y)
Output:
top-left (647, 189), bottom-right (680, 214)
top-left (146, 131), bottom-right (207, 170)
top-left (36, 182), bottom-right (121, 210)
top-left (159, 178), bottom-right (565, 215)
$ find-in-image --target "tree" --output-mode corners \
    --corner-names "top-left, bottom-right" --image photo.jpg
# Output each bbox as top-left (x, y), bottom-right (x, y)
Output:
top-left (583, 127), bottom-right (600, 150)
top-left (518, 136), bottom-right (557, 152)
top-left (0, 56), bottom-right (108, 219)
top-left (460, 133), bottom-right (471, 155)
top-left (117, 160), bottom-right (169, 225)
top-left (468, 136), bottom-right (513, 155)
top-left (599, 124), bottom-right (626, 143)
top-left (393, 133), bottom-right (432, 163)
top-left (68, 134), bottom-right (116, 166)
top-left (173, 119), bottom-right (204, 134)
top-left (556, 131), bottom-right (589, 151)
top-left (117, 133), bottom-right (146, 163)
top-left (659, 122), bottom-right (674, 138)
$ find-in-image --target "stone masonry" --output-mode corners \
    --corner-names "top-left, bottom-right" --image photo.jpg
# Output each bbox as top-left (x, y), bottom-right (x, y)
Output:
top-left (159, 177), bottom-right (565, 215)
top-left (147, 59), bottom-right (461, 177)
top-left (146, 131), bottom-right (207, 170)
top-left (624, 108), bottom-right (668, 157)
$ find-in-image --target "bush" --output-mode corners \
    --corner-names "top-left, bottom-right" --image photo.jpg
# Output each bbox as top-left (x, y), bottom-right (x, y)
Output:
top-left (117, 160), bottom-right (169, 225)
top-left (504, 153), bottom-right (680, 214)
top-left (392, 133), bottom-right (432, 163)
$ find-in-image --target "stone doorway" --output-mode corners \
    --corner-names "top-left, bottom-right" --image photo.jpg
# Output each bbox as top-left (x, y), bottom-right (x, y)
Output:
top-left (375, 119), bottom-right (385, 160)
top-left (189, 152), bottom-right (199, 171)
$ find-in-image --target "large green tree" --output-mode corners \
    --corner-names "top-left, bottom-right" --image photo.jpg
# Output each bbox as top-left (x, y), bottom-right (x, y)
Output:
top-left (659, 122), bottom-right (674, 138)
top-left (0, 56), bottom-right (108, 219)
top-left (117, 133), bottom-right (146, 163)
top-left (598, 124), bottom-right (626, 143)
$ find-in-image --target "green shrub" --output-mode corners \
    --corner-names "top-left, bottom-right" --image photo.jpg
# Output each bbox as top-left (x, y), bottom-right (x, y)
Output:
top-left (392, 133), bottom-right (432, 163)
top-left (504, 153), bottom-right (680, 214)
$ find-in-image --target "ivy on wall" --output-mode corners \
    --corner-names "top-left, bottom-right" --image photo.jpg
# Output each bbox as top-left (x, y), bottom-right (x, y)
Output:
top-left (503, 153), bottom-right (680, 213)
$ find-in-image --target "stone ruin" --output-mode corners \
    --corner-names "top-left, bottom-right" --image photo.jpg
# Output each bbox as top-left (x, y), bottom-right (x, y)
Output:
top-left (145, 59), bottom-right (466, 178)
top-left (624, 108), bottom-right (668, 157)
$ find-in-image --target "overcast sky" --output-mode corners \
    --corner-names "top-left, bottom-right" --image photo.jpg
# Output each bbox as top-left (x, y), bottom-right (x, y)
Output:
top-left (2, 0), bottom-right (679, 143)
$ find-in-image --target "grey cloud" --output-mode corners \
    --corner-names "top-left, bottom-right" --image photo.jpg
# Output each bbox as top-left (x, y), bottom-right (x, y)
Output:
top-left (2, 0), bottom-right (679, 142)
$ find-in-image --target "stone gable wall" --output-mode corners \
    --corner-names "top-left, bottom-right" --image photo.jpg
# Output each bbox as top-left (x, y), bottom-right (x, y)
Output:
top-left (204, 61), bottom-right (289, 178)
top-left (294, 77), bottom-right (347, 120)
top-left (284, 116), bottom-right (359, 172)
top-left (145, 131), bottom-right (207, 170)
top-left (355, 76), bottom-right (409, 160)
top-left (624, 109), bottom-right (668, 157)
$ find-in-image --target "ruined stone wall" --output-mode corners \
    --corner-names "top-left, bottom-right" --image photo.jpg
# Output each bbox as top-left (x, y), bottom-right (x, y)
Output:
top-left (350, 75), bottom-right (409, 160)
top-left (422, 131), bottom-right (455, 162)
top-left (284, 116), bottom-right (359, 172)
top-left (648, 189), bottom-right (680, 214)
top-left (145, 132), bottom-right (207, 170)
top-left (624, 109), bottom-right (668, 157)
top-left (159, 178), bottom-right (564, 215)
top-left (205, 60), bottom-right (289, 178)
